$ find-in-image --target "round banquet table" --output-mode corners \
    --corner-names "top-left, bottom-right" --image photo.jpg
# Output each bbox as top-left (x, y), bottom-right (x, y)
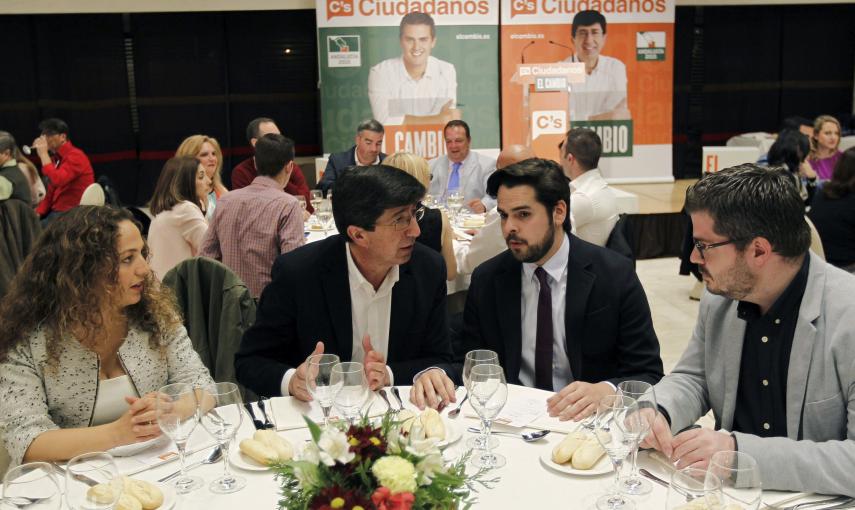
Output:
top-left (117, 384), bottom-right (805, 510)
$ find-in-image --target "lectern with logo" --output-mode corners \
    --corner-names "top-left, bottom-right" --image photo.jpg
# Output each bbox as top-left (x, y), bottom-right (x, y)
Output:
top-left (512, 62), bottom-right (585, 158)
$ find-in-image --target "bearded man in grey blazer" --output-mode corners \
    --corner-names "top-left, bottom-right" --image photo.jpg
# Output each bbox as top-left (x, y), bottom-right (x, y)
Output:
top-left (643, 165), bottom-right (855, 497)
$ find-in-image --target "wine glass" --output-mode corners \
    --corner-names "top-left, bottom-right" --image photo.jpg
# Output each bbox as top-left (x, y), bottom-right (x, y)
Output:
top-left (447, 191), bottom-right (464, 226)
top-left (592, 394), bottom-right (639, 510)
top-left (296, 196), bottom-right (307, 215)
top-left (707, 451), bottom-right (762, 510)
top-left (462, 349), bottom-right (499, 450)
top-left (306, 353), bottom-right (341, 427)
top-left (616, 380), bottom-right (658, 496)
top-left (309, 189), bottom-right (324, 224)
top-left (64, 453), bottom-right (122, 510)
top-left (316, 199), bottom-right (334, 237)
top-left (2, 462), bottom-right (61, 509)
top-left (666, 468), bottom-right (723, 510)
top-left (198, 382), bottom-right (246, 494)
top-left (330, 362), bottom-right (369, 424)
top-left (468, 363), bottom-right (508, 469)
top-left (156, 382), bottom-right (203, 494)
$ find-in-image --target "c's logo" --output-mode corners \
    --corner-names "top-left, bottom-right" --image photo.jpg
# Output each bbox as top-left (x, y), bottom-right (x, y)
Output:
top-left (511, 0), bottom-right (536, 18)
top-left (327, 0), bottom-right (354, 20)
top-left (532, 110), bottom-right (566, 140)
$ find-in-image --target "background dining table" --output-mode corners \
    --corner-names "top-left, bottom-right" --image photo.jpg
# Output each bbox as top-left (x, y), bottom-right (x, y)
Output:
top-left (112, 384), bottom-right (822, 510)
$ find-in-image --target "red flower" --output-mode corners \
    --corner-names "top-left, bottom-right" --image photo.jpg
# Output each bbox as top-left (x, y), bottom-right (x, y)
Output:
top-left (371, 487), bottom-right (415, 510)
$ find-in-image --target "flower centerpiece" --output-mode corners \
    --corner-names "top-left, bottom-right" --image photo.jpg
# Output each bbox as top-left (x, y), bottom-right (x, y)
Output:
top-left (274, 413), bottom-right (497, 510)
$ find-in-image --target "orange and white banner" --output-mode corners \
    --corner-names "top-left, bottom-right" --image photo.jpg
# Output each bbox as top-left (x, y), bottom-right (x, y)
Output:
top-left (500, 0), bottom-right (675, 182)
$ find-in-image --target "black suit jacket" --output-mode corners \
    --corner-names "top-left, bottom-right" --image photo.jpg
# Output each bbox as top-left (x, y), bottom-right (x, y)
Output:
top-left (317, 146), bottom-right (387, 194)
top-left (235, 235), bottom-right (452, 397)
top-left (462, 234), bottom-right (663, 388)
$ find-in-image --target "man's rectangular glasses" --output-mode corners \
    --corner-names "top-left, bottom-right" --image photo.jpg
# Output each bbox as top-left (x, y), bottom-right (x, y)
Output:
top-left (376, 206), bottom-right (425, 231)
top-left (693, 238), bottom-right (735, 260)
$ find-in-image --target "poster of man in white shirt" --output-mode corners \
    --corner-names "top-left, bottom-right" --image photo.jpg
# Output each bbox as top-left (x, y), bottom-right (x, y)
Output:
top-left (368, 12), bottom-right (461, 126)
top-left (562, 10), bottom-right (631, 122)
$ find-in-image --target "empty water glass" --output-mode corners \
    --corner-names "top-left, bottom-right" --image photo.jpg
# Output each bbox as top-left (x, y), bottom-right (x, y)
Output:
top-left (2, 462), bottom-right (61, 510)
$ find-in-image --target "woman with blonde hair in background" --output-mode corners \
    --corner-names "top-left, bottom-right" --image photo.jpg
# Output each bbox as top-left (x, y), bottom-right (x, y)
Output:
top-left (384, 152), bottom-right (457, 281)
top-left (0, 206), bottom-right (212, 467)
top-left (147, 156), bottom-right (211, 279)
top-left (176, 134), bottom-right (227, 219)
top-left (808, 115), bottom-right (842, 180)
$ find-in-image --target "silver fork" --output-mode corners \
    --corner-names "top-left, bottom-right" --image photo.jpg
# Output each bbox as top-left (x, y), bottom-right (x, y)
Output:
top-left (378, 389), bottom-right (396, 414)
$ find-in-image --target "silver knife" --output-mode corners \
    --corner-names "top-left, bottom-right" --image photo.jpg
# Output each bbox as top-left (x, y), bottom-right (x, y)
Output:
top-left (52, 462), bottom-right (100, 487)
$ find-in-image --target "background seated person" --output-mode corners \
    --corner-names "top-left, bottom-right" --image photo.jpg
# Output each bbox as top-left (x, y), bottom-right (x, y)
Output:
top-left (235, 165), bottom-right (454, 407)
top-left (318, 119), bottom-right (386, 195)
top-left (0, 206), bottom-right (213, 467)
top-left (147, 156), bottom-right (211, 279)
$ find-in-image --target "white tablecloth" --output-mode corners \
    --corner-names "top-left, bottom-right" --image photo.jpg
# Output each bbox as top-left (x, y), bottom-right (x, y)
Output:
top-left (123, 385), bottom-right (808, 510)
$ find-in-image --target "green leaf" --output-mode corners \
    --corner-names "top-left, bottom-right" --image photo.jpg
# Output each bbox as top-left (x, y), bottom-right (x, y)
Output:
top-left (304, 415), bottom-right (322, 443)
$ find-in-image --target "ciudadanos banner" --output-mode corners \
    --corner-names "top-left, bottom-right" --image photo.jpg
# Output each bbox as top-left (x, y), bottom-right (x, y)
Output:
top-left (317, 0), bottom-right (500, 160)
top-left (501, 0), bottom-right (675, 182)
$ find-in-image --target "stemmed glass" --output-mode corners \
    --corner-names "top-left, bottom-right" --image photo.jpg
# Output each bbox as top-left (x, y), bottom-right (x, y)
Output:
top-left (706, 451), bottom-right (762, 510)
top-left (198, 382), bottom-right (246, 494)
top-left (65, 453), bottom-right (122, 510)
top-left (666, 468), bottom-right (722, 510)
top-left (306, 353), bottom-right (341, 427)
top-left (330, 362), bottom-right (369, 424)
top-left (592, 394), bottom-right (639, 510)
top-left (468, 363), bottom-right (508, 469)
top-left (616, 380), bottom-right (658, 496)
top-left (316, 199), bottom-right (334, 237)
top-left (156, 382), bottom-right (203, 494)
top-left (463, 349), bottom-right (500, 450)
top-left (310, 190), bottom-right (323, 220)
top-left (2, 462), bottom-right (61, 509)
top-left (447, 191), bottom-right (464, 226)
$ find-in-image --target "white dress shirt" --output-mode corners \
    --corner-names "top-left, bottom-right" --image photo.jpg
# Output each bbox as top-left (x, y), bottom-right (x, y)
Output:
top-left (456, 207), bottom-right (506, 274)
top-left (570, 168), bottom-right (619, 247)
top-left (519, 234), bottom-right (573, 390)
top-left (353, 147), bottom-right (380, 166)
top-left (368, 56), bottom-right (457, 125)
top-left (279, 244), bottom-right (397, 396)
top-left (562, 55), bottom-right (627, 121)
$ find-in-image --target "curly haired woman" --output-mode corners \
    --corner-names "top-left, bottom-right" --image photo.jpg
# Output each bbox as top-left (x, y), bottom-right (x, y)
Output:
top-left (0, 206), bottom-right (212, 467)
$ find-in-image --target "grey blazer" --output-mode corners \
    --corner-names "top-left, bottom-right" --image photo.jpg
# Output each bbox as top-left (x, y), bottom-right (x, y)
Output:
top-left (428, 151), bottom-right (497, 210)
top-left (655, 252), bottom-right (855, 496)
top-left (0, 324), bottom-right (213, 467)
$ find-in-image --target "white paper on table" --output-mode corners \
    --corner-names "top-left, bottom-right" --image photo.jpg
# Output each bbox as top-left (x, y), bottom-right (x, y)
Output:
top-left (107, 426), bottom-right (217, 476)
top-left (491, 397), bottom-right (545, 428)
top-left (269, 392), bottom-right (386, 431)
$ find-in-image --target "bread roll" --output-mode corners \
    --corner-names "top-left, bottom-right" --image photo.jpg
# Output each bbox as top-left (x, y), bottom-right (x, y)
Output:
top-left (570, 437), bottom-right (606, 470)
top-left (253, 430), bottom-right (294, 461)
top-left (86, 483), bottom-right (117, 505)
top-left (122, 477), bottom-right (164, 510)
top-left (420, 408), bottom-right (446, 440)
top-left (551, 431), bottom-right (588, 464)
top-left (115, 493), bottom-right (143, 510)
top-left (239, 438), bottom-right (278, 465)
top-left (398, 410), bottom-right (418, 434)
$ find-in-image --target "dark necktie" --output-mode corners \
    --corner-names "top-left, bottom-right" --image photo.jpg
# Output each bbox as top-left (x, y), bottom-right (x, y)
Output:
top-left (534, 267), bottom-right (553, 391)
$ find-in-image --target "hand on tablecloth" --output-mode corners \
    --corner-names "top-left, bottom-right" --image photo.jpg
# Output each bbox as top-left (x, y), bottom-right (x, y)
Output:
top-left (409, 368), bottom-right (456, 410)
top-left (546, 381), bottom-right (615, 421)
top-left (467, 199), bottom-right (486, 214)
top-left (289, 341), bottom-right (325, 401)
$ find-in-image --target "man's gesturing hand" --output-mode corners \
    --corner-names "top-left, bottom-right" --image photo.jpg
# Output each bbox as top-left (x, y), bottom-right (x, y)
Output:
top-left (289, 342), bottom-right (325, 401)
top-left (362, 335), bottom-right (390, 391)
